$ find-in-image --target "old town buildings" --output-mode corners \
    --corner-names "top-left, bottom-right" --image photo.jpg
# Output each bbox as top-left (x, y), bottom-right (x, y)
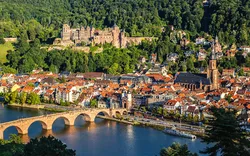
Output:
top-left (0, 68), bottom-right (250, 124)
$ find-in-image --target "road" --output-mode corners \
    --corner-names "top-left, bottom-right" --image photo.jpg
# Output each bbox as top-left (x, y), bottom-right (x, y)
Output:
top-left (123, 115), bottom-right (205, 133)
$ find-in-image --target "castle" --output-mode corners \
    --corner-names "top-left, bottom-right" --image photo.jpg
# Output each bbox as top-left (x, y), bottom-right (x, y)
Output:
top-left (58, 24), bottom-right (154, 48)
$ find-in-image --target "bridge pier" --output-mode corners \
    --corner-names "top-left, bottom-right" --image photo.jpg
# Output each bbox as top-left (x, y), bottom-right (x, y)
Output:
top-left (85, 116), bottom-right (95, 122)
top-left (0, 132), bottom-right (3, 140)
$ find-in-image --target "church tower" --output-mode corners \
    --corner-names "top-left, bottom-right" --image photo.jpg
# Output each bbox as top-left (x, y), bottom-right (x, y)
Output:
top-left (207, 40), bottom-right (219, 90)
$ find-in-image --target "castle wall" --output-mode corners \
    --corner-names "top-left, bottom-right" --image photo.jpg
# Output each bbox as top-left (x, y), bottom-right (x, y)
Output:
top-left (60, 24), bottom-right (155, 48)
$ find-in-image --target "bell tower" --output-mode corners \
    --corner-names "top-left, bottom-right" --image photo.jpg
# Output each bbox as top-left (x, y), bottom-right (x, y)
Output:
top-left (207, 39), bottom-right (219, 90)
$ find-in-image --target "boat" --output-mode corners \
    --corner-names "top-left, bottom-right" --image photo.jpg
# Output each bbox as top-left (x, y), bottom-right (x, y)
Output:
top-left (163, 126), bottom-right (196, 140)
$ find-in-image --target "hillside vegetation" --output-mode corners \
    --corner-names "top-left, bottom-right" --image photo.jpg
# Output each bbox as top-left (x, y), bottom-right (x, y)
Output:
top-left (0, 0), bottom-right (249, 45)
top-left (0, 42), bottom-right (14, 63)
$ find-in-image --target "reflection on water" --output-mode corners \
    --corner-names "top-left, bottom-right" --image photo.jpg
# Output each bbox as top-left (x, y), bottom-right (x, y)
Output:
top-left (20, 118), bottom-right (111, 143)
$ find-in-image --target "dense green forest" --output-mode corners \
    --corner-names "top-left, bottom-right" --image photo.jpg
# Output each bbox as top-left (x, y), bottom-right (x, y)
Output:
top-left (1, 0), bottom-right (250, 74)
top-left (0, 0), bottom-right (249, 44)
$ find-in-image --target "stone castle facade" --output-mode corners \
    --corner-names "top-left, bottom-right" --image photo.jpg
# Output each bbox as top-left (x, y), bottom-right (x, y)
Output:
top-left (60, 24), bottom-right (154, 48)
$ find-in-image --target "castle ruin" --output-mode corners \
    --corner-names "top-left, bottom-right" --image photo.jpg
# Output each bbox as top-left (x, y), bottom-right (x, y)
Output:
top-left (57, 24), bottom-right (154, 48)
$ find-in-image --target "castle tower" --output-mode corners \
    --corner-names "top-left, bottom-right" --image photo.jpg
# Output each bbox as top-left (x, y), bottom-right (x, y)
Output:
top-left (61, 24), bottom-right (71, 41)
top-left (120, 30), bottom-right (126, 48)
top-left (126, 91), bottom-right (132, 110)
top-left (112, 24), bottom-right (121, 48)
top-left (207, 42), bottom-right (219, 90)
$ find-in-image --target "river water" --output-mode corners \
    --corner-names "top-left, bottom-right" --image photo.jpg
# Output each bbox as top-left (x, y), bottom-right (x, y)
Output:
top-left (0, 105), bottom-right (207, 156)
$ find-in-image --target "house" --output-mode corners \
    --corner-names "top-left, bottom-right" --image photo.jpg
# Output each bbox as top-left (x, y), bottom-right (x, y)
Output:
top-left (195, 37), bottom-right (205, 45)
top-left (60, 71), bottom-right (71, 77)
top-left (43, 89), bottom-right (55, 102)
top-left (22, 86), bottom-right (34, 93)
top-left (56, 86), bottom-right (79, 103)
top-left (97, 98), bottom-right (108, 108)
top-left (243, 67), bottom-right (250, 74)
top-left (222, 69), bottom-right (235, 77)
top-left (42, 77), bottom-right (57, 85)
top-left (226, 49), bottom-right (237, 57)
top-left (82, 72), bottom-right (105, 80)
top-left (184, 51), bottom-right (194, 57)
top-left (180, 37), bottom-right (190, 47)
top-left (146, 64), bottom-right (168, 76)
top-left (1, 74), bottom-right (15, 83)
top-left (215, 52), bottom-right (223, 59)
top-left (163, 99), bottom-right (181, 112)
top-left (11, 84), bottom-right (20, 92)
top-left (78, 93), bottom-right (92, 107)
top-left (133, 95), bottom-right (148, 106)
top-left (150, 53), bottom-right (157, 64)
top-left (197, 49), bottom-right (207, 61)
top-left (240, 46), bottom-right (250, 53)
top-left (167, 53), bottom-right (178, 62)
top-left (0, 85), bottom-right (8, 93)
top-left (185, 105), bottom-right (200, 117)
top-left (139, 56), bottom-right (146, 64)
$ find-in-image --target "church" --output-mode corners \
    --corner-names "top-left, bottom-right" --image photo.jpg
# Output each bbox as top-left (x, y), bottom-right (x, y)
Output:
top-left (174, 41), bottom-right (219, 92)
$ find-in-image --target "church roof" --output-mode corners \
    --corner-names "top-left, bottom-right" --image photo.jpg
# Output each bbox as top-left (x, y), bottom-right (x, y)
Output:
top-left (174, 73), bottom-right (211, 85)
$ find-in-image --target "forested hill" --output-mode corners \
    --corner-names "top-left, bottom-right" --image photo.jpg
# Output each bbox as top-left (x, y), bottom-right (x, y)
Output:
top-left (0, 0), bottom-right (250, 44)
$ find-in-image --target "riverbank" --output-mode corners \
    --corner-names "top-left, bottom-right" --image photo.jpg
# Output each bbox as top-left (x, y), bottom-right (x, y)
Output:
top-left (6, 104), bottom-right (205, 137)
top-left (97, 115), bottom-right (134, 125)
top-left (7, 103), bottom-right (70, 112)
top-left (97, 115), bottom-right (205, 138)
top-left (8, 103), bottom-right (45, 109)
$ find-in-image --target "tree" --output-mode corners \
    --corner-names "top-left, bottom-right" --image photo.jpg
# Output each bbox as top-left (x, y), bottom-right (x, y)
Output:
top-left (187, 114), bottom-right (193, 122)
top-left (10, 91), bottom-right (18, 104)
top-left (193, 115), bottom-right (199, 123)
top-left (0, 35), bottom-right (5, 44)
top-left (23, 136), bottom-right (75, 156)
top-left (140, 106), bottom-right (147, 113)
top-left (61, 76), bottom-right (66, 83)
top-left (20, 92), bottom-right (27, 105)
top-left (107, 63), bottom-right (120, 75)
top-left (0, 134), bottom-right (24, 156)
top-left (157, 107), bottom-right (163, 115)
top-left (90, 99), bottom-right (97, 108)
top-left (201, 107), bottom-right (250, 156)
top-left (26, 92), bottom-right (40, 105)
top-left (160, 142), bottom-right (198, 156)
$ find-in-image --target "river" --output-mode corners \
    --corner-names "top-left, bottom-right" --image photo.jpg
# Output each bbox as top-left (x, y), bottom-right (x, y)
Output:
top-left (0, 105), bottom-right (207, 156)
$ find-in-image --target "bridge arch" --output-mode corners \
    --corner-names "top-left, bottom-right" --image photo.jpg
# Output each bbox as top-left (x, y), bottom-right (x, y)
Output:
top-left (2, 125), bottom-right (25, 139)
top-left (115, 111), bottom-right (122, 117)
top-left (96, 110), bottom-right (110, 117)
top-left (4, 125), bottom-right (24, 134)
top-left (52, 116), bottom-right (73, 127)
top-left (28, 120), bottom-right (48, 130)
top-left (74, 113), bottom-right (93, 122)
top-left (122, 110), bottom-right (128, 115)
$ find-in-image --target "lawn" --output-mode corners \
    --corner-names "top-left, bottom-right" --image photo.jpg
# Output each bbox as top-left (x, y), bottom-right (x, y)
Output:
top-left (0, 42), bottom-right (14, 63)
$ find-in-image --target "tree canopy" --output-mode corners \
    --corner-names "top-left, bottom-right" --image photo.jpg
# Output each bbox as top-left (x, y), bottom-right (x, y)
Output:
top-left (0, 0), bottom-right (249, 45)
top-left (201, 107), bottom-right (250, 156)
top-left (160, 142), bottom-right (198, 156)
top-left (0, 135), bottom-right (76, 156)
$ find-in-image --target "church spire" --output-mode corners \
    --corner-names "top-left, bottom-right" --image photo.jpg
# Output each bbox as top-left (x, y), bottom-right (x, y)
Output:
top-left (210, 37), bottom-right (216, 60)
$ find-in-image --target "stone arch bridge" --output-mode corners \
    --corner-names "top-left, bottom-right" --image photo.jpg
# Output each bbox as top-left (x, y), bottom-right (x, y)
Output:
top-left (0, 108), bottom-right (127, 140)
